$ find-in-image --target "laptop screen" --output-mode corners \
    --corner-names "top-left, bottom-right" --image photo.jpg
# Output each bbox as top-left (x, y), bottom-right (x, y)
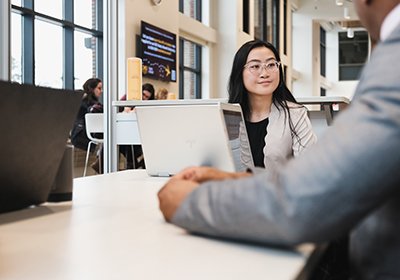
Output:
top-left (222, 109), bottom-right (253, 172)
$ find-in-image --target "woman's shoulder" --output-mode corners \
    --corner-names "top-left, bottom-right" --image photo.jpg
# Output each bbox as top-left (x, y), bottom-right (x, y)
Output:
top-left (282, 101), bottom-right (309, 122)
top-left (286, 101), bottom-right (304, 110)
top-left (272, 101), bottom-right (306, 113)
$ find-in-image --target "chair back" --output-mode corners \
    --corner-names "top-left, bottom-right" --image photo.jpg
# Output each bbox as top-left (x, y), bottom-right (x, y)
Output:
top-left (85, 113), bottom-right (104, 143)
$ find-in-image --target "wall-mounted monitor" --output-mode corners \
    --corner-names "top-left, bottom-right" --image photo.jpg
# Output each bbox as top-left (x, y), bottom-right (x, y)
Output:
top-left (140, 21), bottom-right (177, 82)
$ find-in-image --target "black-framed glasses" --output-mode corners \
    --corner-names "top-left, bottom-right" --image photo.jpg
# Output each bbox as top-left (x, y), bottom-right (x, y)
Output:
top-left (244, 61), bottom-right (281, 75)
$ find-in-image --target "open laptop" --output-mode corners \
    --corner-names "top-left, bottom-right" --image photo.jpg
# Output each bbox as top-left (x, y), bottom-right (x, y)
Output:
top-left (135, 103), bottom-right (254, 177)
top-left (0, 80), bottom-right (82, 213)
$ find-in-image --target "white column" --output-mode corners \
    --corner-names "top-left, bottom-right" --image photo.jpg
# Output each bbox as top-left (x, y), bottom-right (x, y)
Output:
top-left (0, 0), bottom-right (10, 81)
top-left (103, 0), bottom-right (121, 173)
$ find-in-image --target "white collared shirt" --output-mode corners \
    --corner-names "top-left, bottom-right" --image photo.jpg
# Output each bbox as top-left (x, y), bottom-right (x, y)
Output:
top-left (380, 4), bottom-right (400, 41)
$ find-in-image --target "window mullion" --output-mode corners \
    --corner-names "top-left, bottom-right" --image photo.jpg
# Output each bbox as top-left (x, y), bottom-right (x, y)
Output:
top-left (22, 11), bottom-right (34, 84)
top-left (63, 0), bottom-right (73, 89)
top-left (196, 44), bottom-right (201, 98)
top-left (64, 28), bottom-right (74, 89)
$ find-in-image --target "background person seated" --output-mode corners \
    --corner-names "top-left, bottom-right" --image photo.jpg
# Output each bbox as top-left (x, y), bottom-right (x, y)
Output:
top-left (156, 87), bottom-right (168, 100)
top-left (70, 78), bottom-right (103, 172)
top-left (118, 83), bottom-right (156, 169)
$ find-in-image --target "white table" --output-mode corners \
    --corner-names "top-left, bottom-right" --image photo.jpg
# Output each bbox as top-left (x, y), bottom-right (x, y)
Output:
top-left (297, 96), bottom-right (350, 126)
top-left (0, 170), bottom-right (318, 280)
top-left (110, 97), bottom-right (350, 171)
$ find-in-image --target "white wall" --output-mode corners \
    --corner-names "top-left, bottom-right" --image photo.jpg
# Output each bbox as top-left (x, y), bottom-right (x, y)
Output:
top-left (121, 0), bottom-right (180, 99)
top-left (292, 13), bottom-right (313, 97)
top-left (121, 0), bottom-right (255, 100)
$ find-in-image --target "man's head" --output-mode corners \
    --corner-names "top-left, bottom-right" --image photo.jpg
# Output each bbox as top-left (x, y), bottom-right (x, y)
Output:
top-left (353, 0), bottom-right (400, 42)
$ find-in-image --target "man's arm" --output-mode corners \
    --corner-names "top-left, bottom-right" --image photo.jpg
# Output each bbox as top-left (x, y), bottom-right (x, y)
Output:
top-left (166, 88), bottom-right (400, 246)
top-left (160, 36), bottom-right (400, 246)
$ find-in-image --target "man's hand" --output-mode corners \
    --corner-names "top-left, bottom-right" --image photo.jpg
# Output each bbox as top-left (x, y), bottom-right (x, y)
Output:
top-left (158, 167), bottom-right (252, 222)
top-left (158, 178), bottom-right (200, 222)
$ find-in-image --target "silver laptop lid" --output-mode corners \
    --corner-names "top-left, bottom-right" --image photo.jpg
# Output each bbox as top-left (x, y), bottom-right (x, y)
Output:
top-left (135, 103), bottom-right (254, 177)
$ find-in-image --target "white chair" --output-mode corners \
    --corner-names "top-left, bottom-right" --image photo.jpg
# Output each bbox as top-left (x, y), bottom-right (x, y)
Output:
top-left (83, 113), bottom-right (104, 176)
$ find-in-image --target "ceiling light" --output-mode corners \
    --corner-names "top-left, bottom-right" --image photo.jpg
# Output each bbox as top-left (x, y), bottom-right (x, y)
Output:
top-left (336, 0), bottom-right (344, 6)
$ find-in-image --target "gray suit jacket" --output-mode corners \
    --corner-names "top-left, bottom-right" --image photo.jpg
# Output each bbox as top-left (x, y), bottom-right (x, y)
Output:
top-left (172, 24), bottom-right (400, 279)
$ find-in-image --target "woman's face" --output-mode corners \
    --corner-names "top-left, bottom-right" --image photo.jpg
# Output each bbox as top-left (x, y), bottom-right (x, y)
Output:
top-left (142, 90), bottom-right (152, 100)
top-left (242, 47), bottom-right (280, 99)
top-left (94, 82), bottom-right (103, 98)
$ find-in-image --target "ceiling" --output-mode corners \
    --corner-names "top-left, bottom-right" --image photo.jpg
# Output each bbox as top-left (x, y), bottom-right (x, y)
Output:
top-left (299, 0), bottom-right (364, 30)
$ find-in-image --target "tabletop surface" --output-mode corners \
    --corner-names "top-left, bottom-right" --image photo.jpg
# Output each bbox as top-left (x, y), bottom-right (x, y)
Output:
top-left (112, 96), bottom-right (350, 107)
top-left (0, 170), bottom-right (313, 280)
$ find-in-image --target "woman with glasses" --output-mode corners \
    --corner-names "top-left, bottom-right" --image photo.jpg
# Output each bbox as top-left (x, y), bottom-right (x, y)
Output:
top-left (228, 40), bottom-right (316, 169)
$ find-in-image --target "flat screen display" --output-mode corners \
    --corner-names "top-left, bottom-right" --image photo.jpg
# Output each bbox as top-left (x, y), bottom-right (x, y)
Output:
top-left (140, 21), bottom-right (177, 82)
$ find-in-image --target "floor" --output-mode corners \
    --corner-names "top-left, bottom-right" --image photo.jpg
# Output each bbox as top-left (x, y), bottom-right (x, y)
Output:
top-left (73, 148), bottom-right (97, 178)
top-left (73, 148), bottom-right (129, 178)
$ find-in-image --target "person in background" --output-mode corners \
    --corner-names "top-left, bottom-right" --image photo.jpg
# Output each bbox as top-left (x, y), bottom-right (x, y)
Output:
top-left (118, 83), bottom-right (155, 169)
top-left (142, 83), bottom-right (155, 100)
top-left (228, 40), bottom-right (316, 169)
top-left (70, 78), bottom-right (103, 172)
top-left (158, 0), bottom-right (400, 278)
top-left (156, 88), bottom-right (168, 100)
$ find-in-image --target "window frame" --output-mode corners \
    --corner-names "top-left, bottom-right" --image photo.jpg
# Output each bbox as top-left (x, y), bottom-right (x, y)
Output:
top-left (11, 0), bottom-right (103, 89)
top-left (179, 37), bottom-right (202, 99)
top-left (338, 30), bottom-right (369, 81)
top-left (179, 0), bottom-right (202, 22)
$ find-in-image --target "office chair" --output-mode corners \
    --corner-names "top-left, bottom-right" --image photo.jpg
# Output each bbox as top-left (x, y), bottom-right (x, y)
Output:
top-left (83, 113), bottom-right (104, 176)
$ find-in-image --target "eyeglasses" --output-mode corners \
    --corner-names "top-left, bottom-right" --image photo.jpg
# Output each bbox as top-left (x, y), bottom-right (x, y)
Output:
top-left (244, 61), bottom-right (281, 75)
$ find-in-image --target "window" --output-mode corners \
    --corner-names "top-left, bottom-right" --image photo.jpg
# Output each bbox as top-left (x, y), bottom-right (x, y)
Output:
top-left (253, 0), bottom-right (279, 46)
top-left (243, 0), bottom-right (249, 34)
top-left (283, 0), bottom-right (287, 55)
top-left (254, 0), bottom-right (266, 40)
top-left (34, 0), bottom-right (62, 18)
top-left (35, 19), bottom-right (63, 88)
top-left (179, 38), bottom-right (202, 99)
top-left (11, 0), bottom-right (103, 89)
top-left (270, 0), bottom-right (279, 50)
top-left (74, 31), bottom-right (98, 89)
top-left (179, 0), bottom-right (202, 21)
top-left (320, 27), bottom-right (326, 77)
top-left (11, 12), bottom-right (22, 83)
top-left (338, 30), bottom-right (369, 81)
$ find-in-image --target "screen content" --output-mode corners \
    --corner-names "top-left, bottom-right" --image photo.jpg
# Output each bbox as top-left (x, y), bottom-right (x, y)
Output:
top-left (222, 110), bottom-right (254, 171)
top-left (141, 21), bottom-right (177, 82)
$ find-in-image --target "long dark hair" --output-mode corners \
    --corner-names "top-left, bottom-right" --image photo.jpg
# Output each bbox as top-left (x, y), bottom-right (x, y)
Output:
top-left (228, 40), bottom-right (302, 141)
top-left (142, 83), bottom-right (155, 100)
top-left (82, 78), bottom-right (102, 103)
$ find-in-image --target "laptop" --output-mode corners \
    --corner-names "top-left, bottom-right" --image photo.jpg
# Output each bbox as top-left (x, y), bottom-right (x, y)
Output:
top-left (135, 103), bottom-right (254, 177)
top-left (0, 80), bottom-right (82, 213)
